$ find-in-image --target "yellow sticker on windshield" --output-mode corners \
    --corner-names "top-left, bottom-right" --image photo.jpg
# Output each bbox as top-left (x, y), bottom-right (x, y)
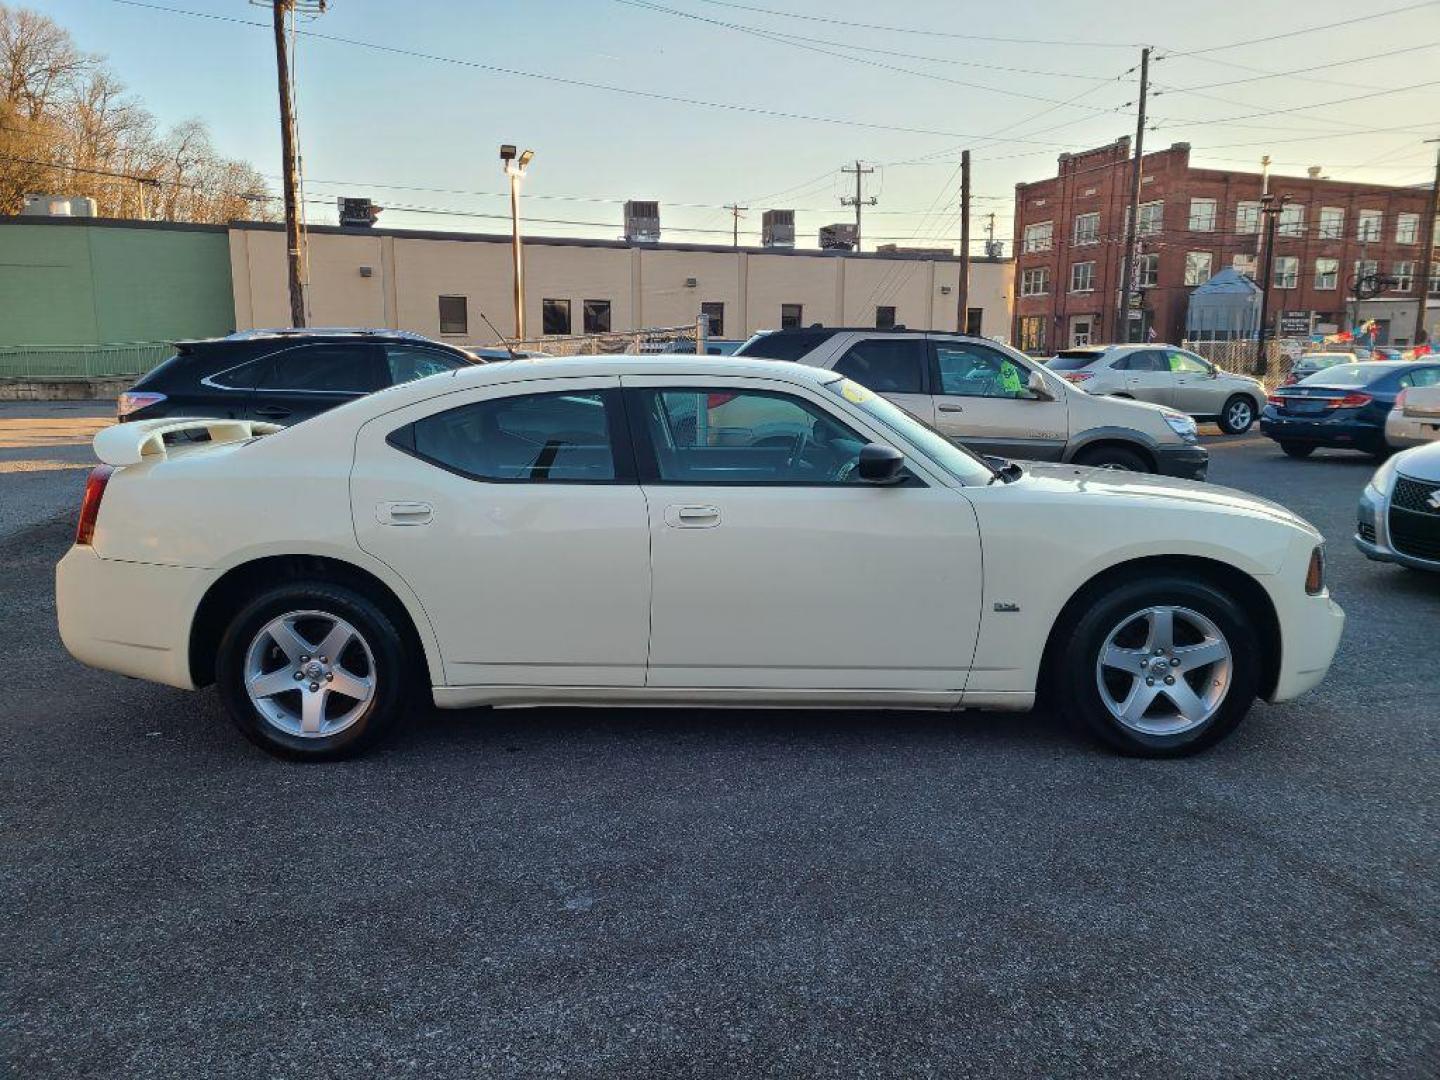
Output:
top-left (840, 379), bottom-right (873, 404)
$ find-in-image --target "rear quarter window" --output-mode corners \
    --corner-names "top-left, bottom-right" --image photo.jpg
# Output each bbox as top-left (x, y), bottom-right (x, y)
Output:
top-left (1047, 352), bottom-right (1103, 371)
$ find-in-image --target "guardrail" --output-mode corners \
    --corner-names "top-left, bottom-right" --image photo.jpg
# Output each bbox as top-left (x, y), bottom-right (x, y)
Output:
top-left (0, 342), bottom-right (172, 380)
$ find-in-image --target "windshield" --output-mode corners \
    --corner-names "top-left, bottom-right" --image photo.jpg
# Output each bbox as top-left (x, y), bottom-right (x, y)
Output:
top-left (822, 377), bottom-right (996, 486)
top-left (1048, 352), bottom-right (1102, 371)
top-left (1298, 363), bottom-right (1396, 387)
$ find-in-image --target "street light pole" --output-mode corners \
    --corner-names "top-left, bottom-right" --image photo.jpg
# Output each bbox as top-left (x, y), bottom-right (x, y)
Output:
top-left (500, 145), bottom-right (534, 341)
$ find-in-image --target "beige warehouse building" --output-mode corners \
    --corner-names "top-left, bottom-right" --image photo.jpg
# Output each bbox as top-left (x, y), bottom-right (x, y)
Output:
top-left (228, 222), bottom-right (1013, 345)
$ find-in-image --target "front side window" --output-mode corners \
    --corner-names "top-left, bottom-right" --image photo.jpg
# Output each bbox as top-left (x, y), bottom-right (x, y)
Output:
top-left (875, 305), bottom-right (897, 330)
top-left (1073, 212), bottom-right (1099, 245)
top-left (1070, 261), bottom-right (1095, 292)
top-left (1023, 221), bottom-right (1053, 253)
top-left (1021, 267), bottom-right (1049, 296)
top-left (780, 303), bottom-right (804, 329)
top-left (1274, 256), bottom-right (1299, 289)
top-left (1357, 210), bottom-right (1383, 243)
top-left (1317, 207), bottom-right (1344, 240)
top-left (385, 345), bottom-right (466, 386)
top-left (640, 388), bottom-right (870, 485)
top-left (438, 295), bottom-right (468, 335)
top-left (1188, 198), bottom-right (1216, 232)
top-left (543, 299), bottom-right (572, 336)
top-left (1314, 258), bottom-right (1339, 290)
top-left (1184, 251), bottom-right (1212, 286)
top-left (1165, 349), bottom-right (1210, 374)
top-left (832, 338), bottom-right (926, 394)
top-left (583, 299), bottom-right (612, 334)
top-left (1396, 212), bottom-right (1419, 244)
top-left (933, 341), bottom-right (1030, 399)
top-left (824, 378), bottom-right (994, 486)
top-left (259, 344), bottom-right (378, 393)
top-left (400, 390), bottom-right (616, 482)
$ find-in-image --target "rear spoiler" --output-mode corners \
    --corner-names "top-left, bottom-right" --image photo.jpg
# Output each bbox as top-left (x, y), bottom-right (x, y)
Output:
top-left (93, 418), bottom-right (283, 467)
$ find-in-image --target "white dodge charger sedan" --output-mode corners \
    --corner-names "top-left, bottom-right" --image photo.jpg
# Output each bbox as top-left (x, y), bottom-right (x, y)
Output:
top-left (57, 356), bottom-right (1344, 760)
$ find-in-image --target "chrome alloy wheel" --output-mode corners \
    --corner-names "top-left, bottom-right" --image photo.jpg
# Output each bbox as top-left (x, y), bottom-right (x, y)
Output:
top-left (1094, 605), bottom-right (1233, 736)
top-left (1226, 399), bottom-right (1254, 431)
top-left (244, 610), bottom-right (376, 738)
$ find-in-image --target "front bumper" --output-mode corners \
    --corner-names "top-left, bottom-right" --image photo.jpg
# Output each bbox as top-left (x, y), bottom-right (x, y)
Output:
top-left (1152, 442), bottom-right (1209, 481)
top-left (1270, 587), bottom-right (1346, 702)
top-left (1354, 484), bottom-right (1440, 572)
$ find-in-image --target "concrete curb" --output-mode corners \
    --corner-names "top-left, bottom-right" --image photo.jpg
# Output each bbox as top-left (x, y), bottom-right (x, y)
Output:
top-left (0, 377), bottom-right (131, 401)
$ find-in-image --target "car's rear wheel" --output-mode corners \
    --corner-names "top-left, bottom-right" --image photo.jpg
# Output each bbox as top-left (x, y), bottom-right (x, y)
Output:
top-left (1074, 444), bottom-right (1149, 472)
top-left (215, 582), bottom-right (409, 760)
top-left (1280, 441), bottom-right (1315, 458)
top-left (1218, 395), bottom-right (1256, 434)
top-left (1053, 576), bottom-right (1260, 757)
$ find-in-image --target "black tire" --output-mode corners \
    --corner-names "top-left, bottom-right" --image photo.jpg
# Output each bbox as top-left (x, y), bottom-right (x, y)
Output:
top-left (1217, 394), bottom-right (1256, 435)
top-left (1280, 441), bottom-right (1315, 458)
top-left (215, 580), bottom-right (410, 760)
top-left (1052, 575), bottom-right (1261, 757)
top-left (1074, 444), bottom-right (1149, 473)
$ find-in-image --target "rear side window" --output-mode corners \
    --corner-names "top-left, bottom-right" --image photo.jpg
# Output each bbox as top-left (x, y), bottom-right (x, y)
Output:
top-left (1114, 351), bottom-right (1161, 372)
top-left (258, 344), bottom-right (381, 393)
top-left (384, 345), bottom-right (466, 385)
top-left (396, 390), bottom-right (617, 482)
top-left (1298, 364), bottom-right (1395, 387)
top-left (832, 338), bottom-right (926, 394)
top-left (206, 357), bottom-right (264, 389)
top-left (733, 330), bottom-right (832, 362)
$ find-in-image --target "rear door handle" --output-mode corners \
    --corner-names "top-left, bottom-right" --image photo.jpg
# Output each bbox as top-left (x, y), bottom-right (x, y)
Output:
top-left (378, 501), bottom-right (433, 526)
top-left (937, 402), bottom-right (965, 413)
top-left (664, 504), bottom-right (721, 528)
top-left (254, 405), bottom-right (292, 419)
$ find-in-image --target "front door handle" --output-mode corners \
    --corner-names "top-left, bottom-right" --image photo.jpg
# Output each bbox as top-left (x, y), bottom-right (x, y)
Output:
top-left (378, 501), bottom-right (433, 526)
top-left (254, 405), bottom-right (292, 419)
top-left (937, 402), bottom-right (965, 413)
top-left (664, 504), bottom-right (721, 529)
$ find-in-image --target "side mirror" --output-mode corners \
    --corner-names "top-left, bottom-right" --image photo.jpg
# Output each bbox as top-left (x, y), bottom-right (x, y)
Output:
top-left (857, 443), bottom-right (905, 484)
top-left (1026, 369), bottom-right (1054, 400)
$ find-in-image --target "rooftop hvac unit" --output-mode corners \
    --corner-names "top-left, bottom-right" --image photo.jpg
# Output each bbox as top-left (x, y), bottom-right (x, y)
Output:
top-left (21, 194), bottom-right (97, 218)
top-left (984, 240), bottom-right (1005, 258)
top-left (819, 222), bottom-right (857, 251)
top-left (624, 200), bottom-right (661, 243)
top-left (762, 209), bottom-right (795, 248)
top-left (337, 196), bottom-right (381, 228)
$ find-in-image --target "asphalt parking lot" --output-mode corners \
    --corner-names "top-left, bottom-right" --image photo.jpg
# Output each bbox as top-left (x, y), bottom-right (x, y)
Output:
top-left (1, 405), bottom-right (1436, 1078)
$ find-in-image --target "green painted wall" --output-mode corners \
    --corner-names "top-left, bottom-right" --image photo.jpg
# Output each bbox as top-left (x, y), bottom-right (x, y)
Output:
top-left (0, 220), bottom-right (235, 346)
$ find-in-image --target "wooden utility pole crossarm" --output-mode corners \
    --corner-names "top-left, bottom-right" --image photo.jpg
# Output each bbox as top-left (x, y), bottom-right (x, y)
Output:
top-left (840, 160), bottom-right (877, 251)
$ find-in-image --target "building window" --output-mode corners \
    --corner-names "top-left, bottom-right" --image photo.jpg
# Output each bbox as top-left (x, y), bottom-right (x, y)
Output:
top-left (1274, 256), bottom-right (1298, 289)
top-left (1393, 261), bottom-right (1414, 292)
top-left (1314, 258), bottom-right (1338, 290)
top-left (1430, 265), bottom-right (1440, 295)
top-left (1183, 252), bottom-right (1213, 286)
top-left (1396, 212), bottom-right (1419, 244)
top-left (1235, 201), bottom-right (1260, 234)
top-left (1018, 315), bottom-right (1047, 354)
top-left (875, 305), bottom-right (897, 329)
top-left (1069, 261), bottom-right (1095, 293)
top-left (965, 307), bottom-right (983, 335)
top-left (438, 295), bottom-right (468, 336)
top-left (583, 299), bottom-right (612, 334)
top-left (780, 303), bottom-right (804, 329)
top-left (1278, 204), bottom-right (1305, 238)
top-left (1232, 253), bottom-right (1257, 279)
top-left (1135, 253), bottom-right (1159, 288)
top-left (1188, 198), bottom-right (1216, 232)
top-left (1357, 209), bottom-right (1382, 243)
top-left (1354, 259), bottom-right (1378, 290)
top-left (1137, 201), bottom-right (1164, 236)
top-left (1317, 207), bottom-right (1344, 240)
top-left (542, 298), bottom-right (572, 336)
top-left (1023, 221), bottom-right (1053, 253)
top-left (1073, 212), bottom-right (1099, 245)
top-left (1020, 267), bottom-right (1050, 296)
top-left (700, 301), bottom-right (724, 337)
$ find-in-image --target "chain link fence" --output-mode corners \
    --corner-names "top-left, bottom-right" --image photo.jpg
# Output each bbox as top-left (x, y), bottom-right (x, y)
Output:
top-left (487, 319), bottom-right (708, 358)
top-left (1180, 339), bottom-right (1302, 388)
top-left (0, 342), bottom-right (172, 380)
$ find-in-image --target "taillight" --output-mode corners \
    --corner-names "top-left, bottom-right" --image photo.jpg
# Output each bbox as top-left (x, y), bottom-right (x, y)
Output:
top-left (1061, 370), bottom-right (1094, 383)
top-left (1394, 389), bottom-right (1407, 410)
top-left (1267, 394), bottom-right (1286, 406)
top-left (1328, 392), bottom-right (1372, 409)
top-left (117, 391), bottom-right (166, 420)
top-left (1305, 546), bottom-right (1326, 595)
top-left (75, 465), bottom-right (114, 546)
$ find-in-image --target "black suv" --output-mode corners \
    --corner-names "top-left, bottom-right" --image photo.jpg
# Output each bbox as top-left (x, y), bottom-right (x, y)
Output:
top-left (117, 329), bottom-right (478, 426)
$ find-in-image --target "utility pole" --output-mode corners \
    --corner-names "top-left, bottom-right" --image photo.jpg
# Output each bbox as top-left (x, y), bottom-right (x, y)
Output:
top-left (985, 212), bottom-right (996, 252)
top-left (269, 0), bottom-right (309, 328)
top-left (1256, 193), bottom-right (1290, 370)
top-left (1414, 138), bottom-right (1439, 347)
top-left (1117, 46), bottom-right (1150, 344)
top-left (725, 203), bottom-right (748, 248)
top-left (1255, 154), bottom-right (1271, 259)
top-left (840, 160), bottom-right (877, 251)
top-left (956, 149), bottom-right (971, 334)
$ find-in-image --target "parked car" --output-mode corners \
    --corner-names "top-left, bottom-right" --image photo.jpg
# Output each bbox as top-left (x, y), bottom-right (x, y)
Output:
top-left (1386, 385), bottom-right (1440, 448)
top-left (1045, 344), bottom-right (1267, 434)
top-left (1280, 352), bottom-right (1357, 386)
top-left (1356, 440), bottom-right (1440, 571)
top-left (115, 329), bottom-right (477, 426)
top-left (58, 356), bottom-right (1341, 760)
top-left (735, 330), bottom-right (1208, 478)
top-left (1260, 361), bottom-right (1440, 458)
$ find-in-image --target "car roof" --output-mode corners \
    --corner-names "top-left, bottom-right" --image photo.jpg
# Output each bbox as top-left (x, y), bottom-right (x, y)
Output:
top-left (175, 327), bottom-right (453, 348)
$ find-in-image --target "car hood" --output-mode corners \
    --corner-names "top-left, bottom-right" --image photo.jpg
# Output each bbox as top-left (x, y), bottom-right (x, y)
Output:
top-left (1395, 441), bottom-right (1440, 483)
top-left (1017, 462), bottom-right (1318, 534)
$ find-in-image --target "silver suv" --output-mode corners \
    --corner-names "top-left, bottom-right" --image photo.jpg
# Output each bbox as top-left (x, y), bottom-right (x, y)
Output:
top-left (735, 329), bottom-right (1208, 479)
top-left (1047, 344), bottom-right (1268, 434)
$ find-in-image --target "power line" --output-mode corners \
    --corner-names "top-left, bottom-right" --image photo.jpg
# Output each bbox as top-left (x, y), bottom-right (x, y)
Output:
top-left (1153, 78), bottom-right (1440, 129)
top-left (1161, 0), bottom-right (1440, 57)
top-left (1157, 41), bottom-right (1440, 94)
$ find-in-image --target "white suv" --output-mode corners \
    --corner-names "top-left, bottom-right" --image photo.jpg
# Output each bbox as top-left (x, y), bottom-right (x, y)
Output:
top-left (735, 329), bottom-right (1209, 479)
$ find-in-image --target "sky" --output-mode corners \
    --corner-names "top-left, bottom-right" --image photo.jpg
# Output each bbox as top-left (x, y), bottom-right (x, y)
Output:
top-left (30, 0), bottom-right (1440, 251)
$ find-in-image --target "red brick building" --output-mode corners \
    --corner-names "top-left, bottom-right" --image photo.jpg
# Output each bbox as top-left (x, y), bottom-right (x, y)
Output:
top-left (1011, 139), bottom-right (1437, 353)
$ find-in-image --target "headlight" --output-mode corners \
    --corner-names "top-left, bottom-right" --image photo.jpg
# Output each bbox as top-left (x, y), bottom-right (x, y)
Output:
top-left (1365, 454), bottom-right (1399, 498)
top-left (1162, 411), bottom-right (1198, 440)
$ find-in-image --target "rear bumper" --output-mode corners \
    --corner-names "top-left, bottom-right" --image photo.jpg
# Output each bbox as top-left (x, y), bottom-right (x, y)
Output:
top-left (1259, 412), bottom-right (1385, 451)
top-left (1152, 443), bottom-right (1209, 481)
top-left (56, 546), bottom-right (205, 690)
top-left (1385, 411), bottom-right (1439, 450)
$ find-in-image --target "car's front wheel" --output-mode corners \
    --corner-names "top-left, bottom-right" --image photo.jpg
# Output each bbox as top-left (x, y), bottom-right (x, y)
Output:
top-left (1280, 441), bottom-right (1315, 458)
top-left (1073, 444), bottom-right (1150, 472)
top-left (1218, 395), bottom-right (1256, 434)
top-left (1053, 576), bottom-right (1261, 757)
top-left (215, 581), bottom-right (410, 760)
